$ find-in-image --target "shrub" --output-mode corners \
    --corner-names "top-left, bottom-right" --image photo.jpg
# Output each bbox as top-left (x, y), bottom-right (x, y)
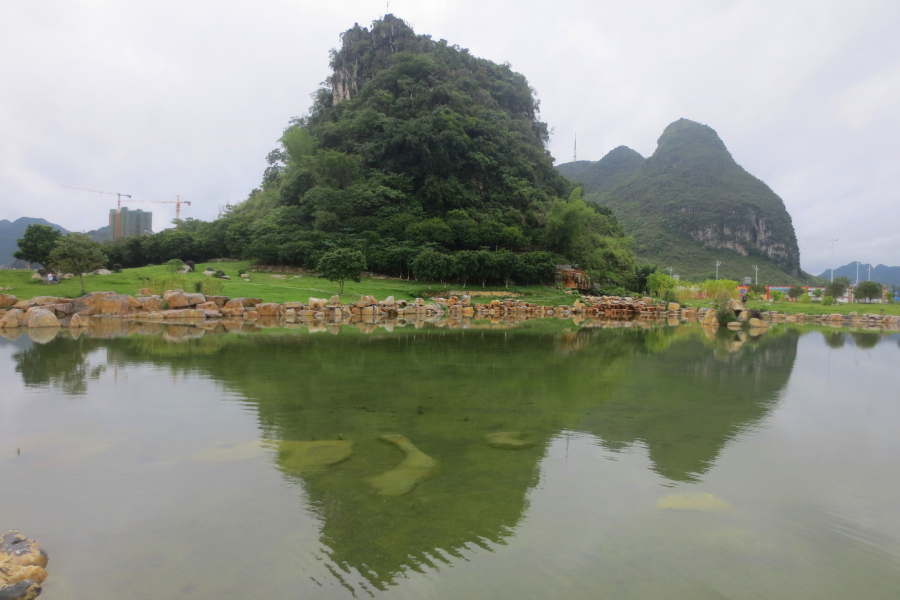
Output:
top-left (142, 276), bottom-right (188, 297)
top-left (822, 295), bottom-right (835, 306)
top-left (193, 281), bottom-right (203, 293)
top-left (112, 263), bottom-right (123, 273)
top-left (798, 293), bottom-right (810, 303)
top-left (214, 270), bottom-right (226, 279)
top-left (165, 259), bottom-right (186, 274)
top-left (748, 309), bottom-right (762, 319)
top-left (662, 289), bottom-right (678, 304)
top-left (202, 278), bottom-right (224, 296)
top-left (771, 290), bottom-right (786, 301)
top-left (185, 261), bottom-right (195, 271)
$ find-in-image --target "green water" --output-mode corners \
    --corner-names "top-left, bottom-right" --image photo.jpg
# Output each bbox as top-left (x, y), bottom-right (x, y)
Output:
top-left (1, 321), bottom-right (899, 598)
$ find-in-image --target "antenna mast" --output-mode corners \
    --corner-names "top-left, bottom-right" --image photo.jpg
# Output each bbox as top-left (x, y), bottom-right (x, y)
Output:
top-left (573, 134), bottom-right (577, 162)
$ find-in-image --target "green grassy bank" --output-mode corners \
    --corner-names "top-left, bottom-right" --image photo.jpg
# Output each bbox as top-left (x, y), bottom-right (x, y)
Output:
top-left (0, 261), bottom-right (574, 306)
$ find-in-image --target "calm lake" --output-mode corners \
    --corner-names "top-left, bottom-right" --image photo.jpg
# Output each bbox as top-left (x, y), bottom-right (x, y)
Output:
top-left (2, 321), bottom-right (899, 599)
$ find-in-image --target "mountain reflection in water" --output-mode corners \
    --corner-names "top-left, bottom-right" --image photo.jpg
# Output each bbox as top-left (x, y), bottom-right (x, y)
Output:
top-left (3, 320), bottom-right (802, 592)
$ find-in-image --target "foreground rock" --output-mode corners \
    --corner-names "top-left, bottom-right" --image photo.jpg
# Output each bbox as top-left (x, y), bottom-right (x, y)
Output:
top-left (0, 531), bottom-right (48, 600)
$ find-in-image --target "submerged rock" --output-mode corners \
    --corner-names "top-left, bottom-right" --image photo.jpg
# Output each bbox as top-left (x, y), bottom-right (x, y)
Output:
top-left (368, 434), bottom-right (438, 496)
top-left (656, 492), bottom-right (732, 512)
top-left (278, 440), bottom-right (353, 475)
top-left (0, 530), bottom-right (48, 600)
top-left (484, 431), bottom-right (536, 450)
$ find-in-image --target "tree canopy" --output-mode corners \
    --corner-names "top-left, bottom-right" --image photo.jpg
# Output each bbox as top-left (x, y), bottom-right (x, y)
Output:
top-left (48, 233), bottom-right (107, 293)
top-left (14, 224), bottom-right (62, 267)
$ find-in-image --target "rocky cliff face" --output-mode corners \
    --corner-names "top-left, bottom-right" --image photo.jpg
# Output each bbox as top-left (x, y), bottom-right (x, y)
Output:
top-left (557, 119), bottom-right (802, 278)
top-left (329, 14), bottom-right (417, 105)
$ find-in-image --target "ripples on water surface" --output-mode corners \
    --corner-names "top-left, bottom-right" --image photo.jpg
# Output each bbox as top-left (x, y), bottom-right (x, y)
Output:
top-left (1, 321), bottom-right (899, 599)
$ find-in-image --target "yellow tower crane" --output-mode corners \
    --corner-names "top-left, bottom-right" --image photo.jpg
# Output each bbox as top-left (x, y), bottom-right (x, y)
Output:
top-left (62, 186), bottom-right (192, 238)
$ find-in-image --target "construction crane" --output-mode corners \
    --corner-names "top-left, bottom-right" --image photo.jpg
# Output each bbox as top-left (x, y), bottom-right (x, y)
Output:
top-left (62, 186), bottom-right (192, 238)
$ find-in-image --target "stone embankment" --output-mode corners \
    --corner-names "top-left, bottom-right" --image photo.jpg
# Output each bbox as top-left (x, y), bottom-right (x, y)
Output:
top-left (1, 291), bottom-right (897, 338)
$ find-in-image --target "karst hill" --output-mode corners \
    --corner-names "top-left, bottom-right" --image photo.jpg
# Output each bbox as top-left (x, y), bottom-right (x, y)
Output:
top-left (558, 119), bottom-right (807, 283)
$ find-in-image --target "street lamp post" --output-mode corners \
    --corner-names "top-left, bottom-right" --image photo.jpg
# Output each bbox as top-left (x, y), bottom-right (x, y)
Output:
top-left (856, 260), bottom-right (860, 285)
top-left (715, 261), bottom-right (722, 281)
top-left (753, 265), bottom-right (759, 285)
top-left (828, 239), bottom-right (839, 282)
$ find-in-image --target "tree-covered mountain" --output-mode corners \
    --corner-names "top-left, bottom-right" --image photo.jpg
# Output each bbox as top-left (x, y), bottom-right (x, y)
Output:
top-left (819, 263), bottom-right (900, 287)
top-left (0, 217), bottom-right (68, 268)
top-left (98, 14), bottom-right (640, 290)
top-left (558, 119), bottom-right (810, 284)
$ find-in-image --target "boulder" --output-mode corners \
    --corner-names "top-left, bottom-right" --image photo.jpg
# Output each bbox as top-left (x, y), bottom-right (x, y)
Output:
top-left (69, 313), bottom-right (90, 328)
top-left (184, 293), bottom-right (206, 306)
top-left (0, 294), bottom-right (19, 308)
top-left (667, 302), bottom-right (681, 311)
top-left (195, 301), bottom-right (219, 311)
top-left (308, 297), bottom-right (327, 310)
top-left (220, 307), bottom-right (245, 316)
top-left (205, 296), bottom-right (229, 307)
top-left (95, 269), bottom-right (111, 275)
top-left (31, 296), bottom-right (60, 306)
top-left (380, 295), bottom-right (396, 307)
top-left (243, 310), bottom-right (259, 320)
top-left (462, 295), bottom-right (472, 307)
top-left (701, 309), bottom-right (718, 327)
top-left (27, 309), bottom-right (60, 328)
top-left (283, 302), bottom-right (304, 309)
top-left (0, 530), bottom-right (48, 600)
top-left (726, 321), bottom-right (743, 330)
top-left (92, 294), bottom-right (132, 315)
top-left (165, 291), bottom-right (191, 308)
top-left (0, 309), bottom-right (24, 329)
top-left (137, 288), bottom-right (153, 296)
top-left (31, 273), bottom-right (42, 280)
top-left (328, 295), bottom-right (341, 306)
top-left (223, 299), bottom-right (244, 310)
top-left (139, 297), bottom-right (164, 312)
top-left (256, 303), bottom-right (284, 316)
top-left (748, 318), bottom-right (768, 329)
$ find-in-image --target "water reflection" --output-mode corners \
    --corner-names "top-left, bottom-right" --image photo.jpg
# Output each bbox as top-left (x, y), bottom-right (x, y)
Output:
top-left (1, 320), bottom-right (809, 592)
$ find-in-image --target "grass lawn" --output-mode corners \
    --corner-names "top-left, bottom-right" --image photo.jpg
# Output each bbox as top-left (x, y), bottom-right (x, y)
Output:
top-left (0, 261), bottom-right (575, 306)
top-left (742, 299), bottom-right (900, 316)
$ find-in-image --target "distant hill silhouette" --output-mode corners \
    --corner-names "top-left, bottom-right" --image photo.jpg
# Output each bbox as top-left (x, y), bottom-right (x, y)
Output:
top-left (818, 263), bottom-right (900, 287)
top-left (0, 217), bottom-right (69, 268)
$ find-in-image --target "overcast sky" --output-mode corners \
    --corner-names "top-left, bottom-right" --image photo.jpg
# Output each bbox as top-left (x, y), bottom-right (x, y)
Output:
top-left (1, 0), bottom-right (897, 273)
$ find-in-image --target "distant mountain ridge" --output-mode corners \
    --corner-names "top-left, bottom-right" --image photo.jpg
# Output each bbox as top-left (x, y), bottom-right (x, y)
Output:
top-left (558, 119), bottom-right (810, 284)
top-left (0, 217), bottom-right (69, 268)
top-left (818, 263), bottom-right (900, 287)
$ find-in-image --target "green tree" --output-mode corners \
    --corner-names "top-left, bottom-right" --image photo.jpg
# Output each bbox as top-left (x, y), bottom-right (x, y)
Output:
top-left (47, 233), bottom-right (107, 294)
top-left (412, 248), bottom-right (456, 283)
top-left (855, 280), bottom-right (881, 303)
top-left (825, 276), bottom-right (851, 300)
top-left (788, 285), bottom-right (804, 299)
top-left (646, 272), bottom-right (676, 297)
top-left (13, 224), bottom-right (62, 267)
top-left (317, 248), bottom-right (367, 294)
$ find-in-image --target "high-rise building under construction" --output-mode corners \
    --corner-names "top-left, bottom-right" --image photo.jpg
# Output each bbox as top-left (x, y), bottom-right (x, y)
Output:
top-left (108, 207), bottom-right (152, 239)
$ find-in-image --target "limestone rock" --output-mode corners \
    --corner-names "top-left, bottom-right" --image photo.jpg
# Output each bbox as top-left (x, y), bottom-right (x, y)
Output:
top-left (0, 309), bottom-right (25, 329)
top-left (368, 434), bottom-right (438, 496)
top-left (220, 307), bottom-right (245, 316)
top-left (328, 295), bottom-right (341, 306)
top-left (0, 530), bottom-right (48, 600)
top-left (69, 313), bottom-right (90, 328)
top-left (256, 303), bottom-right (284, 316)
top-left (0, 294), bottom-right (18, 308)
top-left (308, 297), bottom-right (327, 310)
top-left (137, 288), bottom-right (152, 296)
top-left (92, 294), bottom-right (132, 315)
top-left (667, 302), bottom-right (681, 311)
top-left (657, 492), bottom-right (732, 512)
top-left (484, 432), bottom-right (536, 450)
top-left (30, 273), bottom-right (41, 280)
top-left (165, 291), bottom-right (190, 308)
top-left (27, 309), bottom-right (60, 329)
top-left (748, 318), bottom-right (768, 330)
top-left (184, 293), bottom-right (206, 306)
top-left (139, 297), bottom-right (164, 312)
top-left (205, 295), bottom-right (229, 307)
top-left (701, 309), bottom-right (718, 327)
top-left (278, 440), bottom-right (354, 475)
